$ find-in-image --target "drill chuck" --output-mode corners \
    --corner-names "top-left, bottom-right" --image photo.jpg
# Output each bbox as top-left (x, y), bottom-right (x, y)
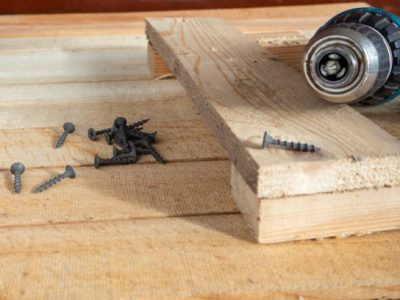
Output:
top-left (303, 8), bottom-right (400, 105)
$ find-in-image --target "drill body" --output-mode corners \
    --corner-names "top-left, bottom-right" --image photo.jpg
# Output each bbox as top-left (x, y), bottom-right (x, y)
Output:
top-left (303, 7), bottom-right (400, 106)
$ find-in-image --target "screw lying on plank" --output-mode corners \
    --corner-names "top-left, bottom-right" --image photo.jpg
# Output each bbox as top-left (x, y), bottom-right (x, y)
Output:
top-left (56, 122), bottom-right (76, 148)
top-left (10, 162), bottom-right (25, 194)
top-left (34, 165), bottom-right (76, 193)
top-left (261, 131), bottom-right (320, 152)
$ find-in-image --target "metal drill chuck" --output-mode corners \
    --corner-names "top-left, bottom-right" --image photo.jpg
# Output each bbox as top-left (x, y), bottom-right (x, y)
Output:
top-left (303, 7), bottom-right (400, 105)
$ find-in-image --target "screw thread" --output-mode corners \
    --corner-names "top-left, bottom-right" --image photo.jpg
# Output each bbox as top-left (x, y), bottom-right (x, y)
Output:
top-left (148, 146), bottom-right (165, 164)
top-left (277, 140), bottom-right (319, 152)
top-left (95, 155), bottom-right (136, 168)
top-left (35, 172), bottom-right (67, 193)
top-left (14, 174), bottom-right (21, 193)
top-left (56, 132), bottom-right (68, 148)
top-left (96, 128), bottom-right (112, 135)
top-left (262, 131), bottom-right (320, 153)
top-left (128, 119), bottom-right (150, 129)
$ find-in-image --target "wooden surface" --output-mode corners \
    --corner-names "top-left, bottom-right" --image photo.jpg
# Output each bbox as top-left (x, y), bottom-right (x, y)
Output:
top-left (146, 17), bottom-right (400, 197)
top-left (0, 3), bottom-right (399, 299)
top-left (146, 17), bottom-right (400, 243)
top-left (1, 0), bottom-right (399, 15)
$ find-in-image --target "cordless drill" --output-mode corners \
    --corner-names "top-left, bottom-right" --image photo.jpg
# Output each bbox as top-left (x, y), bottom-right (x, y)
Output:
top-left (303, 7), bottom-right (400, 106)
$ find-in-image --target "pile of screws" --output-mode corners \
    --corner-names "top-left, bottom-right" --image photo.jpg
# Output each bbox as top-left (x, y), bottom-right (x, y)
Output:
top-left (88, 117), bottom-right (165, 168)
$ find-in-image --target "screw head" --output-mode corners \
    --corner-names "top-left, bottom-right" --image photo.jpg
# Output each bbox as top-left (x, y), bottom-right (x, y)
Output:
top-left (114, 117), bottom-right (127, 128)
top-left (88, 128), bottom-right (97, 141)
top-left (94, 155), bottom-right (101, 168)
top-left (148, 131), bottom-right (157, 143)
top-left (10, 162), bottom-right (25, 175)
top-left (64, 165), bottom-right (76, 178)
top-left (63, 122), bottom-right (76, 134)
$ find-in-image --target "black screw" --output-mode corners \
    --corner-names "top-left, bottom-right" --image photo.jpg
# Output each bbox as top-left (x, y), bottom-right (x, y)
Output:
top-left (94, 155), bottom-right (137, 168)
top-left (262, 131), bottom-right (320, 152)
top-left (128, 118), bottom-right (150, 129)
top-left (10, 162), bottom-right (25, 194)
top-left (88, 128), bottom-right (111, 141)
top-left (56, 122), bottom-right (75, 148)
top-left (96, 142), bottom-right (137, 168)
top-left (137, 136), bottom-right (165, 164)
top-left (34, 165), bottom-right (76, 193)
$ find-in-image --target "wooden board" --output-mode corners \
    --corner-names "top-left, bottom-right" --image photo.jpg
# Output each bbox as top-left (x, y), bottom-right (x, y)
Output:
top-left (1, 2), bottom-right (400, 299)
top-left (146, 17), bottom-right (400, 243)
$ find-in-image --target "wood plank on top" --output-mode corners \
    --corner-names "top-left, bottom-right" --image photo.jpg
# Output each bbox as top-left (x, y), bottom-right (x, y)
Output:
top-left (146, 17), bottom-right (400, 199)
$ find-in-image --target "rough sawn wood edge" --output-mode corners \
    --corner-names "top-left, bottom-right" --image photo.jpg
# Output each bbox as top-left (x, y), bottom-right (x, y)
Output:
top-left (231, 164), bottom-right (400, 243)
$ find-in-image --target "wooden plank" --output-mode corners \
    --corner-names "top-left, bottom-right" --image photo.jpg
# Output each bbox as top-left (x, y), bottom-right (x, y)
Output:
top-left (0, 35), bottom-right (147, 51)
top-left (0, 3), bottom-right (366, 38)
top-left (0, 80), bottom-right (185, 107)
top-left (231, 164), bottom-right (400, 243)
top-left (148, 42), bottom-right (172, 78)
top-left (146, 17), bottom-right (400, 243)
top-left (0, 214), bottom-right (398, 299)
top-left (1, 0), bottom-right (392, 15)
top-left (0, 80), bottom-right (225, 168)
top-left (146, 17), bottom-right (400, 199)
top-left (0, 48), bottom-right (150, 85)
top-left (0, 119), bottom-right (226, 169)
top-left (0, 161), bottom-right (235, 227)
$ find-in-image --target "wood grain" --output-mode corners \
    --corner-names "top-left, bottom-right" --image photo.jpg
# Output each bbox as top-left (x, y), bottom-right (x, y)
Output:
top-left (146, 17), bottom-right (400, 199)
top-left (0, 48), bottom-right (150, 85)
top-left (0, 161), bottom-right (235, 227)
top-left (0, 214), bottom-right (398, 299)
top-left (0, 0), bottom-right (396, 15)
top-left (0, 3), bottom-right (366, 38)
top-left (0, 3), bottom-right (399, 298)
top-left (231, 164), bottom-right (400, 243)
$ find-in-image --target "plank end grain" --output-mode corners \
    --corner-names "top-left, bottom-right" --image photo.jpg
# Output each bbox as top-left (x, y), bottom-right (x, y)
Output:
top-left (146, 17), bottom-right (400, 242)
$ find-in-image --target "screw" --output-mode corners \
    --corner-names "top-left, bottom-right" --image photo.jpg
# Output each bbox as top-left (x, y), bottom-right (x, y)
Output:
top-left (137, 136), bottom-right (165, 164)
top-left (94, 154), bottom-right (137, 168)
top-left (10, 162), bottom-right (25, 194)
top-left (56, 122), bottom-right (75, 148)
top-left (97, 142), bottom-right (137, 168)
top-left (88, 128), bottom-right (111, 141)
top-left (128, 118), bottom-right (150, 129)
top-left (262, 131), bottom-right (320, 152)
top-left (34, 165), bottom-right (76, 193)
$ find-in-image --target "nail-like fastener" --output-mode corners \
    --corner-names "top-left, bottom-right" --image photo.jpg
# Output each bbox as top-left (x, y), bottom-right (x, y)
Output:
top-left (262, 131), bottom-right (320, 152)
top-left (34, 165), bottom-right (76, 193)
top-left (87, 119), bottom-right (149, 142)
top-left (10, 162), bottom-right (25, 194)
top-left (56, 122), bottom-right (76, 148)
top-left (94, 154), bottom-right (137, 168)
top-left (137, 136), bottom-right (165, 164)
top-left (88, 128), bottom-right (111, 141)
